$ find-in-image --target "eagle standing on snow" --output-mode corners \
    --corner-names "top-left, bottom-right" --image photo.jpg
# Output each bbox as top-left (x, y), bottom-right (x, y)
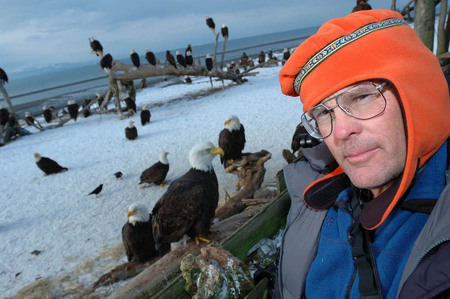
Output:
top-left (122, 203), bottom-right (170, 262)
top-left (34, 153), bottom-right (68, 176)
top-left (125, 121), bottom-right (138, 140)
top-left (151, 142), bottom-right (224, 249)
top-left (140, 105), bottom-right (151, 126)
top-left (139, 151), bottom-right (169, 188)
top-left (218, 115), bottom-right (246, 167)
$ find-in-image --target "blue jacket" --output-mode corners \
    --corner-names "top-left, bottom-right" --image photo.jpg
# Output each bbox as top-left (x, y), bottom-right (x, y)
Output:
top-left (275, 142), bottom-right (450, 298)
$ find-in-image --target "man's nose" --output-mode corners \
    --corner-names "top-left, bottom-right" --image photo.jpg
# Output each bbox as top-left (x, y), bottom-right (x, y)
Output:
top-left (331, 108), bottom-right (362, 139)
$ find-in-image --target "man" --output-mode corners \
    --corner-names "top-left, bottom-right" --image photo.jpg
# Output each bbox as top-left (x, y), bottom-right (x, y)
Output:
top-left (276, 9), bottom-right (450, 298)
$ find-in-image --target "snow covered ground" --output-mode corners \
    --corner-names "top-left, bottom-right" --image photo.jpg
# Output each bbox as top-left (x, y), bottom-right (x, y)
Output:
top-left (0, 60), bottom-right (303, 297)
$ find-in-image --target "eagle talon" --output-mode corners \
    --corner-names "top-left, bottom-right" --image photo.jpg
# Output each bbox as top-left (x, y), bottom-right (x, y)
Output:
top-left (195, 236), bottom-right (210, 245)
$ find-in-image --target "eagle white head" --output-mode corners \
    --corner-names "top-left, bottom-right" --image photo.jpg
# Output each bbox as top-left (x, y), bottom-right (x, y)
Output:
top-left (160, 151), bottom-right (169, 165)
top-left (145, 49), bottom-right (150, 53)
top-left (186, 51), bottom-right (192, 56)
top-left (131, 49), bottom-right (136, 54)
top-left (224, 115), bottom-right (241, 132)
top-left (68, 100), bottom-right (76, 105)
top-left (189, 141), bottom-right (224, 172)
top-left (127, 203), bottom-right (149, 225)
top-left (222, 24), bottom-right (227, 28)
top-left (143, 105), bottom-right (149, 110)
top-left (128, 120), bottom-right (135, 128)
top-left (176, 51), bottom-right (180, 55)
top-left (42, 105), bottom-right (48, 110)
top-left (33, 153), bottom-right (41, 162)
top-left (25, 111), bottom-right (31, 117)
top-left (89, 37), bottom-right (94, 43)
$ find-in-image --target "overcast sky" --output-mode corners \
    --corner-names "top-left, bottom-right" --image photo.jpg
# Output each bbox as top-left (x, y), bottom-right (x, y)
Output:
top-left (0, 0), bottom-right (411, 75)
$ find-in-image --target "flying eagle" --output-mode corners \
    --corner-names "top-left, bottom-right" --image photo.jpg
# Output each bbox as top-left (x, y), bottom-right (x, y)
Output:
top-left (89, 37), bottom-right (103, 57)
top-left (221, 24), bottom-right (228, 39)
top-left (139, 151), bottom-right (169, 188)
top-left (0, 67), bottom-right (8, 84)
top-left (176, 51), bottom-right (187, 68)
top-left (130, 49), bottom-right (140, 69)
top-left (125, 121), bottom-right (138, 140)
top-left (145, 49), bottom-right (156, 66)
top-left (205, 16), bottom-right (216, 34)
top-left (218, 115), bottom-right (246, 167)
top-left (140, 105), bottom-right (151, 126)
top-left (124, 97), bottom-right (137, 114)
top-left (100, 53), bottom-right (113, 73)
top-left (67, 100), bottom-right (79, 121)
top-left (205, 54), bottom-right (213, 71)
top-left (151, 141), bottom-right (224, 249)
top-left (166, 51), bottom-right (177, 69)
top-left (122, 203), bottom-right (170, 262)
top-left (34, 153), bottom-right (68, 176)
top-left (185, 51), bottom-right (193, 67)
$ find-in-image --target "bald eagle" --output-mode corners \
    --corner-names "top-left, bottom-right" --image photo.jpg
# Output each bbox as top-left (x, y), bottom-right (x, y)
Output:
top-left (166, 51), bottom-right (177, 69)
top-left (185, 51), bottom-right (193, 67)
top-left (152, 141), bottom-right (224, 249)
top-left (258, 51), bottom-right (266, 64)
top-left (82, 98), bottom-right (91, 118)
top-left (0, 105), bottom-right (8, 126)
top-left (130, 49), bottom-right (140, 69)
top-left (282, 48), bottom-right (290, 65)
top-left (125, 121), bottom-right (138, 140)
top-left (89, 37), bottom-right (103, 57)
top-left (25, 112), bottom-right (36, 127)
top-left (185, 44), bottom-right (192, 56)
top-left (145, 49), bottom-right (156, 66)
top-left (0, 67), bottom-right (8, 84)
top-left (122, 203), bottom-right (170, 262)
top-left (140, 105), bottom-right (151, 126)
top-left (100, 54), bottom-right (113, 72)
top-left (176, 51), bottom-right (186, 68)
top-left (34, 153), bottom-right (68, 176)
top-left (221, 24), bottom-right (228, 39)
top-left (185, 76), bottom-right (192, 84)
top-left (42, 106), bottom-right (54, 123)
top-left (205, 54), bottom-right (213, 71)
top-left (67, 100), bottom-right (79, 121)
top-left (139, 151), bottom-right (169, 188)
top-left (218, 115), bottom-right (246, 168)
top-left (124, 97), bottom-right (136, 114)
top-left (205, 16), bottom-right (216, 34)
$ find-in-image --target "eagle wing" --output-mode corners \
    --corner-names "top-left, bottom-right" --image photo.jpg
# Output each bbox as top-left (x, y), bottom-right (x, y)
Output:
top-left (140, 162), bottom-right (169, 185)
top-left (218, 128), bottom-right (232, 165)
top-left (152, 172), bottom-right (218, 246)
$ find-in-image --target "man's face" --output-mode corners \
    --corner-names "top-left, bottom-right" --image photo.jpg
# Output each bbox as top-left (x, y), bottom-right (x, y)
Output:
top-left (323, 83), bottom-right (406, 197)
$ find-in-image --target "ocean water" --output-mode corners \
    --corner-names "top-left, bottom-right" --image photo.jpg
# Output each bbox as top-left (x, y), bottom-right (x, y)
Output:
top-left (3, 26), bottom-right (318, 117)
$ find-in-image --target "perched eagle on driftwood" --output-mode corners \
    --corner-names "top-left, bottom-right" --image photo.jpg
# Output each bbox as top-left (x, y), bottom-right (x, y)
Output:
top-left (34, 153), bottom-right (68, 176)
top-left (218, 115), bottom-right (246, 168)
top-left (139, 151), bottom-right (169, 188)
top-left (151, 142), bottom-right (224, 249)
top-left (122, 203), bottom-right (170, 262)
top-left (67, 100), bottom-right (79, 121)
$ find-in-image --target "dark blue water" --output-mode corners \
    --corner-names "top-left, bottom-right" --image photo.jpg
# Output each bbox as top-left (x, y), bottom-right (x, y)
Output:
top-left (3, 26), bottom-right (318, 116)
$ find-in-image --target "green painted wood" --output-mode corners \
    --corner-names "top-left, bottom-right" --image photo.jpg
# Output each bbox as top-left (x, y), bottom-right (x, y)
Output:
top-left (244, 278), bottom-right (268, 299)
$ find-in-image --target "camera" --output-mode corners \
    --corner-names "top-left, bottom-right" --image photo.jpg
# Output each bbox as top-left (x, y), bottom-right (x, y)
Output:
top-left (297, 133), bottom-right (321, 148)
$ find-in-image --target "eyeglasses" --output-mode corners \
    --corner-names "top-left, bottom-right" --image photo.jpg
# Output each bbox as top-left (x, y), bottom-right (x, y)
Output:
top-left (301, 82), bottom-right (387, 139)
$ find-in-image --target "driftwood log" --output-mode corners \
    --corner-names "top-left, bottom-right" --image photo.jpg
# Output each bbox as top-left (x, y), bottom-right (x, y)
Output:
top-left (214, 150), bottom-right (272, 221)
top-left (94, 206), bottom-right (265, 297)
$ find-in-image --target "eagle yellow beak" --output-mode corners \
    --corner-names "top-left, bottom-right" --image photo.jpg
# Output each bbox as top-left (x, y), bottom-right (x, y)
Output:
top-left (127, 211), bottom-right (134, 218)
top-left (212, 147), bottom-right (224, 156)
top-left (224, 120), bottom-right (229, 125)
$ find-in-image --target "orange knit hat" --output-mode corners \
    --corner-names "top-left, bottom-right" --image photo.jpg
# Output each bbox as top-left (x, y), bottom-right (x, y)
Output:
top-left (280, 9), bottom-right (450, 229)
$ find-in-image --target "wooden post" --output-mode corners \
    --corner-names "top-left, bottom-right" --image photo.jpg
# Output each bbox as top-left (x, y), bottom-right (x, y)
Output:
top-left (221, 37), bottom-right (228, 70)
top-left (213, 33), bottom-right (220, 68)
